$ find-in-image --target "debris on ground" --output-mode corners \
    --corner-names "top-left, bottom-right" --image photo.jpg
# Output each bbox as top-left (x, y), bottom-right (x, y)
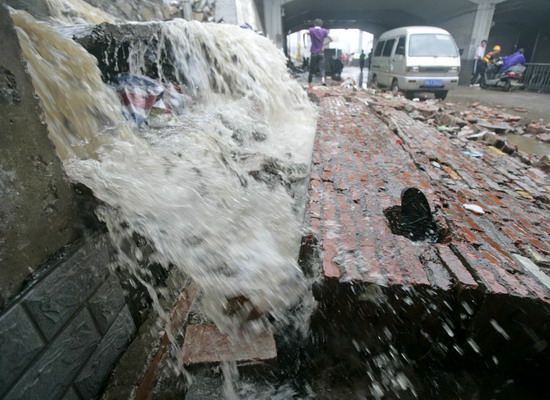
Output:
top-left (463, 203), bottom-right (485, 214)
top-left (341, 89), bottom-right (549, 167)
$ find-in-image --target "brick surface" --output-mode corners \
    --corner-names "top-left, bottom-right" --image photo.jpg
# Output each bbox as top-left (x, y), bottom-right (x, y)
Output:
top-left (306, 87), bottom-right (550, 302)
top-left (0, 306), bottom-right (45, 395)
top-left (305, 88), bottom-right (550, 374)
top-left (182, 324), bottom-right (276, 365)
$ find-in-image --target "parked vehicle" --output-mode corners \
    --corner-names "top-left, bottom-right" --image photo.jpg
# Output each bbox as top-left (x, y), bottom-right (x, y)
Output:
top-left (370, 26), bottom-right (461, 100)
top-left (480, 62), bottom-right (526, 91)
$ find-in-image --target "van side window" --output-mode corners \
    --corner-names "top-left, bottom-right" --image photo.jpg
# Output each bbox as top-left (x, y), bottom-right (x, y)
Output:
top-left (395, 37), bottom-right (406, 55)
top-left (374, 41), bottom-right (385, 56)
top-left (382, 39), bottom-right (395, 57)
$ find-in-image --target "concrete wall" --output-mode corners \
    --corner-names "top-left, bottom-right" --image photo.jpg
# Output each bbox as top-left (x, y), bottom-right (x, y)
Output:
top-left (215, 0), bottom-right (264, 31)
top-left (0, 4), bottom-right (81, 310)
top-left (440, 9), bottom-right (478, 84)
top-left (533, 28), bottom-right (550, 63)
top-left (489, 23), bottom-right (521, 56)
top-left (0, 238), bottom-right (136, 400)
top-left (216, 0), bottom-right (238, 24)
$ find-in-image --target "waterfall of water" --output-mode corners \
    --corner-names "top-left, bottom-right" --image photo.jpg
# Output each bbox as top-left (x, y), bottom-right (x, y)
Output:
top-left (11, 6), bottom-right (317, 385)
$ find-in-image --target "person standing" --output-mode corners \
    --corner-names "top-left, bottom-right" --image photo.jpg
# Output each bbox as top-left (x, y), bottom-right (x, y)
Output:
top-left (359, 50), bottom-right (366, 72)
top-left (470, 40), bottom-right (487, 86)
top-left (304, 18), bottom-right (332, 87)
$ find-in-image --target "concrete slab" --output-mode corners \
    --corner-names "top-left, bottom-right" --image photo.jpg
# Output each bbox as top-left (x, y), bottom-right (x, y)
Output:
top-left (182, 325), bottom-right (277, 365)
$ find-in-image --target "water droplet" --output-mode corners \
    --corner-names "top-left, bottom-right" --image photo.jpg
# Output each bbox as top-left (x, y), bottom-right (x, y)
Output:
top-left (490, 319), bottom-right (510, 340)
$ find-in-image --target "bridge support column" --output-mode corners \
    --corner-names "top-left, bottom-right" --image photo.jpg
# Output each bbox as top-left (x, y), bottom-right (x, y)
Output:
top-left (215, 0), bottom-right (239, 25)
top-left (263, 0), bottom-right (284, 49)
top-left (468, 0), bottom-right (507, 56)
top-left (459, 0), bottom-right (507, 83)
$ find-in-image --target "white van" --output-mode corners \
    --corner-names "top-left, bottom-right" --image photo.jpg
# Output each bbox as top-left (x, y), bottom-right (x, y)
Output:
top-left (370, 26), bottom-right (461, 100)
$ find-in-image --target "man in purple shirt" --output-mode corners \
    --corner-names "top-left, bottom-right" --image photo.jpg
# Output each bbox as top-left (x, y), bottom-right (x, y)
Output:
top-left (304, 19), bottom-right (332, 87)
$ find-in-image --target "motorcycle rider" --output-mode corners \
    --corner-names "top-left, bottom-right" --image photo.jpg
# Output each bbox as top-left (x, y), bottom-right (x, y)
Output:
top-left (500, 48), bottom-right (526, 71)
top-left (483, 45), bottom-right (502, 79)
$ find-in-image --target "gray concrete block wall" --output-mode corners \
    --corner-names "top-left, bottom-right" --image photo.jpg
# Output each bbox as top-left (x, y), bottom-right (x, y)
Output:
top-left (0, 239), bottom-right (136, 400)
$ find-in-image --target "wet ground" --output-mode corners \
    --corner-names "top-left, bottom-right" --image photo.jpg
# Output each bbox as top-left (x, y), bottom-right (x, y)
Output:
top-left (447, 85), bottom-right (550, 123)
top-left (333, 66), bottom-right (550, 156)
top-left (338, 66), bottom-right (550, 123)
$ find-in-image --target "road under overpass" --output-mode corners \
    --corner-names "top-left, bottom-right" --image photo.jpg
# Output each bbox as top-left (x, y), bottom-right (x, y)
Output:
top-left (245, 0), bottom-right (550, 84)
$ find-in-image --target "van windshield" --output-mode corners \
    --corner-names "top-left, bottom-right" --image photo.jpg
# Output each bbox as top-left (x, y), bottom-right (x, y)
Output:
top-left (409, 34), bottom-right (458, 57)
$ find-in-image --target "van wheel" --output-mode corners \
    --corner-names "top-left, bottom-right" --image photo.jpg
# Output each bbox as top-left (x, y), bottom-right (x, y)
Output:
top-left (435, 91), bottom-right (448, 100)
top-left (391, 79), bottom-right (399, 95)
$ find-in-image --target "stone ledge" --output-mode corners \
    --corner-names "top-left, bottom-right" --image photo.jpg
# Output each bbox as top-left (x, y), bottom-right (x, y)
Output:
top-left (182, 324), bottom-right (277, 366)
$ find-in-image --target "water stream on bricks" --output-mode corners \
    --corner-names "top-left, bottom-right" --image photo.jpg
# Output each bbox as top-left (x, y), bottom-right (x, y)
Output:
top-left (12, 8), bottom-right (322, 398)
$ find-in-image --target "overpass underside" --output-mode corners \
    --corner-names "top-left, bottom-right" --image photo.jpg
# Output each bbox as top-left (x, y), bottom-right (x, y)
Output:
top-left (256, 0), bottom-right (550, 83)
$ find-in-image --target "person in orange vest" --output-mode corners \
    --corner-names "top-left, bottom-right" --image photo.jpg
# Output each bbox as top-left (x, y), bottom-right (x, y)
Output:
top-left (483, 45), bottom-right (502, 79)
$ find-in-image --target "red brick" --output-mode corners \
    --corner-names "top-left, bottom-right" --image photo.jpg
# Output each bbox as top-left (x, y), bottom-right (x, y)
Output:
top-left (453, 243), bottom-right (508, 295)
top-left (182, 324), bottom-right (276, 365)
top-left (463, 215), bottom-right (483, 232)
top-left (436, 245), bottom-right (478, 289)
top-left (322, 232), bottom-right (341, 279)
top-left (478, 249), bottom-right (529, 297)
top-left (394, 236), bottom-right (430, 286)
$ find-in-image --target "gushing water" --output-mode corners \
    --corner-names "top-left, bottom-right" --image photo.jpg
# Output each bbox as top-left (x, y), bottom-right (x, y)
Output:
top-left (12, 8), bottom-right (317, 392)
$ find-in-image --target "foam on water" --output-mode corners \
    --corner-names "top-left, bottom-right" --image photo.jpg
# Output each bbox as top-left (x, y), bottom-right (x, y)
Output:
top-left (12, 8), bottom-right (317, 342)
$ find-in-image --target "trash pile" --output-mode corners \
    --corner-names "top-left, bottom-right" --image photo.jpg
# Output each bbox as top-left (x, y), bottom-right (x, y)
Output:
top-left (114, 74), bottom-right (188, 127)
top-left (368, 93), bottom-right (550, 173)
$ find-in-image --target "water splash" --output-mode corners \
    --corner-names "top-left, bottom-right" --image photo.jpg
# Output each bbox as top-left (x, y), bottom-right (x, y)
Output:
top-left (12, 10), bottom-right (128, 160)
top-left (11, 7), bottom-right (316, 344)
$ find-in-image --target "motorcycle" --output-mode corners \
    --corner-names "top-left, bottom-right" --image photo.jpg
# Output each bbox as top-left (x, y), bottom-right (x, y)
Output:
top-left (480, 61), bottom-right (526, 91)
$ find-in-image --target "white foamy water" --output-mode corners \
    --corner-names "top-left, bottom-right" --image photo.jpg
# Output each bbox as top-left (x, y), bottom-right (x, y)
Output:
top-left (12, 8), bottom-right (317, 343)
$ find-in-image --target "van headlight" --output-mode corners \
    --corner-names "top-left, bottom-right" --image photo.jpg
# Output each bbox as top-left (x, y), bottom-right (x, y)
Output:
top-left (449, 66), bottom-right (460, 73)
top-left (406, 66), bottom-right (419, 72)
